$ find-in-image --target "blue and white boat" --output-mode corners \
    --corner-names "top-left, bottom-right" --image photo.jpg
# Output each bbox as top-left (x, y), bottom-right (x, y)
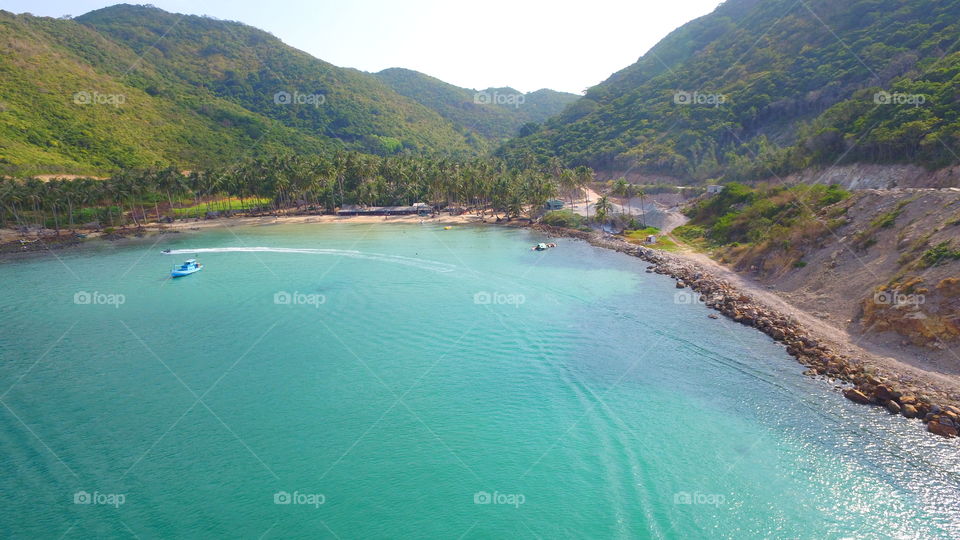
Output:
top-left (171, 258), bottom-right (203, 277)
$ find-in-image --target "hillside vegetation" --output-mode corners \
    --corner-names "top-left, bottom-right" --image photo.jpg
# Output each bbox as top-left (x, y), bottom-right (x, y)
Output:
top-left (76, 6), bottom-right (481, 155)
top-left (375, 68), bottom-right (578, 140)
top-left (677, 185), bottom-right (960, 348)
top-left (501, 0), bottom-right (960, 182)
top-left (3, 5), bottom-right (570, 175)
top-left (0, 9), bottom-right (332, 175)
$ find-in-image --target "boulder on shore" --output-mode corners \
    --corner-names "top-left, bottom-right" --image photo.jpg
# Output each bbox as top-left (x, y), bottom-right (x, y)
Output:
top-left (843, 388), bottom-right (872, 404)
top-left (928, 420), bottom-right (959, 438)
top-left (874, 385), bottom-right (899, 401)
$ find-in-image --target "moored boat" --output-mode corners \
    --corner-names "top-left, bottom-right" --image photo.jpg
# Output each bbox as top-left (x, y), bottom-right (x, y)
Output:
top-left (171, 258), bottom-right (203, 277)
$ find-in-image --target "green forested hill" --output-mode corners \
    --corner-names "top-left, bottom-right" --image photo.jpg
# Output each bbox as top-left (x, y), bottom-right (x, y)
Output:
top-left (0, 9), bottom-right (333, 175)
top-left (375, 68), bottom-right (579, 140)
top-left (0, 5), bottom-right (491, 175)
top-left (501, 0), bottom-right (960, 182)
top-left (75, 5), bottom-right (484, 156)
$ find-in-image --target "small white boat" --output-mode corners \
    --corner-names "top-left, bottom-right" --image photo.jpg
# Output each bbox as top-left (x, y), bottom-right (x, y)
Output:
top-left (171, 258), bottom-right (203, 277)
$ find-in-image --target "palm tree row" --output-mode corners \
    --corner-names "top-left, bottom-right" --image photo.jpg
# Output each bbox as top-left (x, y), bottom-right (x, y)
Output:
top-left (0, 152), bottom-right (595, 232)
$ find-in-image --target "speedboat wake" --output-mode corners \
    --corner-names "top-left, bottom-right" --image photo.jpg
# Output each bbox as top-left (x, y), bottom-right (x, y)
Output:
top-left (163, 247), bottom-right (456, 273)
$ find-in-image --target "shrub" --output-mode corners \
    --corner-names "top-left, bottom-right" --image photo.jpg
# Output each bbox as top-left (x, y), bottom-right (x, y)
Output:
top-left (672, 225), bottom-right (706, 242)
top-left (920, 241), bottom-right (960, 268)
top-left (870, 209), bottom-right (901, 229)
top-left (541, 210), bottom-right (585, 229)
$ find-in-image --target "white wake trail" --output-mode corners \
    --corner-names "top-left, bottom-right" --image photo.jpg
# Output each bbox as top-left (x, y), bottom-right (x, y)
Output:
top-left (164, 247), bottom-right (456, 273)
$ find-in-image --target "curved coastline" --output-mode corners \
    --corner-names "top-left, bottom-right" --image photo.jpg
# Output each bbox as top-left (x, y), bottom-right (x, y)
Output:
top-left (530, 223), bottom-right (960, 440)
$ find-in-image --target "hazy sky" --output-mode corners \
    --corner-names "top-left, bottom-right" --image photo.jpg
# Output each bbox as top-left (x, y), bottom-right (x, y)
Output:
top-left (4, 0), bottom-right (724, 94)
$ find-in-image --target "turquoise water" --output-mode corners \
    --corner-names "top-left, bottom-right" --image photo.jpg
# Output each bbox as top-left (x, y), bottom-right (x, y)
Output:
top-left (1, 223), bottom-right (958, 539)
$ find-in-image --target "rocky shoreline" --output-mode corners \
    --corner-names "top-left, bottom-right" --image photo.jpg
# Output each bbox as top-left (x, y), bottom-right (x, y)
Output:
top-left (532, 223), bottom-right (960, 440)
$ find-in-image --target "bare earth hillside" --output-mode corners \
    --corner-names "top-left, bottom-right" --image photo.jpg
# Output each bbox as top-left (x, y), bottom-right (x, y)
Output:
top-left (710, 186), bottom-right (960, 390)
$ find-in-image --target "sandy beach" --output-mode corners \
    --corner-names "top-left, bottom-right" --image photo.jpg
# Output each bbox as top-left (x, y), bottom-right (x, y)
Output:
top-left (0, 211), bottom-right (489, 246)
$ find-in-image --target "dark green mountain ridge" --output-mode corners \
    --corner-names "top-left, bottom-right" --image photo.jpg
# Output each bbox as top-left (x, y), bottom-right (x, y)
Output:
top-left (501, 0), bottom-right (960, 183)
top-left (374, 68), bottom-right (579, 140)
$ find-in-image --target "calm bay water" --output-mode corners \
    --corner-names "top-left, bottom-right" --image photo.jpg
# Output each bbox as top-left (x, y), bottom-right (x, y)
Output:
top-left (0, 223), bottom-right (958, 538)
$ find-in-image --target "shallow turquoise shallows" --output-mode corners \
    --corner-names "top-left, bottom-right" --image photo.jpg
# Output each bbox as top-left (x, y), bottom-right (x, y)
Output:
top-left (0, 223), bottom-right (958, 539)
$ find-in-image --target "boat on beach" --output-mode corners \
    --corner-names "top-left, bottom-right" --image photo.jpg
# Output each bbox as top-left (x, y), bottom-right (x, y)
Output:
top-left (171, 258), bottom-right (203, 277)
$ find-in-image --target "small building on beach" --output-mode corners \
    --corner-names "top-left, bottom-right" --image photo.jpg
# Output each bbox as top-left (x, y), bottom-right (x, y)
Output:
top-left (545, 199), bottom-right (565, 210)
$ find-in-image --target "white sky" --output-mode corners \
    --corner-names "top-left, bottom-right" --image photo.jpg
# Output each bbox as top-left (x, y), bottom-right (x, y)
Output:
top-left (4, 0), bottom-right (725, 94)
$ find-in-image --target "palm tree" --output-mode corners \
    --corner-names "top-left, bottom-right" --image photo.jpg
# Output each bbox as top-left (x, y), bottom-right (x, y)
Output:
top-left (594, 196), bottom-right (612, 229)
top-left (574, 165), bottom-right (593, 204)
top-left (157, 167), bottom-right (183, 222)
top-left (637, 188), bottom-right (647, 228)
top-left (5, 179), bottom-right (28, 231)
top-left (612, 178), bottom-right (630, 218)
top-left (558, 169), bottom-right (575, 205)
top-left (44, 180), bottom-right (63, 235)
top-left (74, 178), bottom-right (96, 227)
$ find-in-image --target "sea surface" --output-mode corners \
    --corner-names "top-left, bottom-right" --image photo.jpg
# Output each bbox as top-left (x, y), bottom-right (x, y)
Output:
top-left (0, 223), bottom-right (958, 539)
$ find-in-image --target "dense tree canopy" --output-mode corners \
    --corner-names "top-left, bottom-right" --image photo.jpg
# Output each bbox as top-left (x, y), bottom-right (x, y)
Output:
top-left (0, 153), bottom-right (590, 231)
top-left (500, 0), bottom-right (960, 181)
